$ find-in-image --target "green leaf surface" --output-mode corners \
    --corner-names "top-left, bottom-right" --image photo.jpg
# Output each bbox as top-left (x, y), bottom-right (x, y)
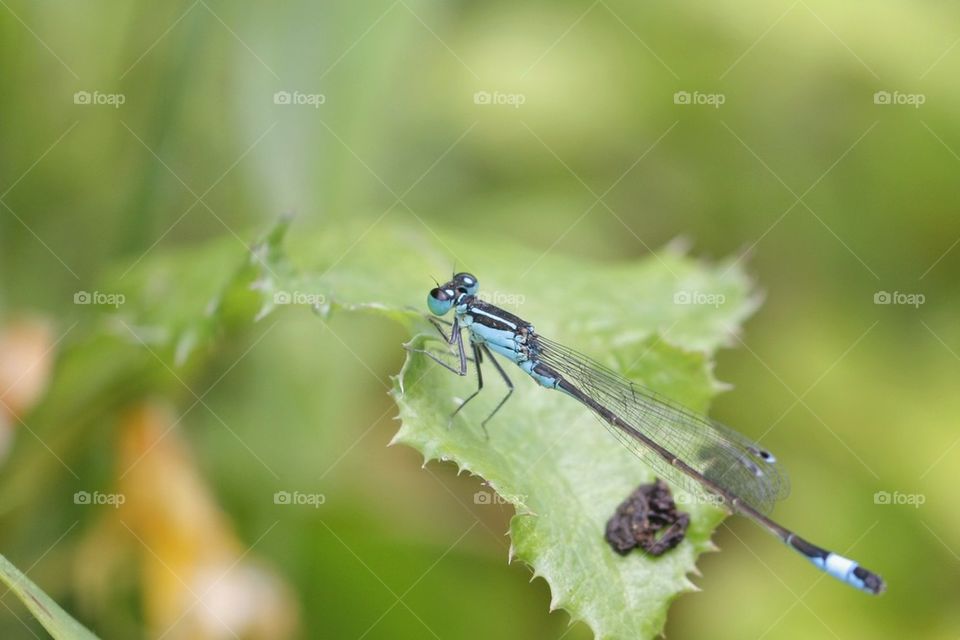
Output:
top-left (267, 220), bottom-right (760, 639)
top-left (0, 553), bottom-right (98, 640)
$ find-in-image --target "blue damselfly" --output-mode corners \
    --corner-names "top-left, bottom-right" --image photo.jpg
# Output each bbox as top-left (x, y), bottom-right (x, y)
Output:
top-left (413, 272), bottom-right (884, 595)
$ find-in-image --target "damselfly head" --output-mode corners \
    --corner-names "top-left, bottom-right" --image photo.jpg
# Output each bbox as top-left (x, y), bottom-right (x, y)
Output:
top-left (427, 273), bottom-right (477, 315)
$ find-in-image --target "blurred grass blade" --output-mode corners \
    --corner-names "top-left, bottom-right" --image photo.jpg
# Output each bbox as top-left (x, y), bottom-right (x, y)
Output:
top-left (0, 553), bottom-right (99, 639)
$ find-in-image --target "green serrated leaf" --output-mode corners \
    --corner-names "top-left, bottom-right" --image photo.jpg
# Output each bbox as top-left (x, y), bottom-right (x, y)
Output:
top-left (265, 219), bottom-right (760, 639)
top-left (0, 553), bottom-right (98, 639)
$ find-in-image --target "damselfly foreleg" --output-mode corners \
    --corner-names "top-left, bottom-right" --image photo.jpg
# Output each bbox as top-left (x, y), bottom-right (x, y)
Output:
top-left (407, 317), bottom-right (468, 375)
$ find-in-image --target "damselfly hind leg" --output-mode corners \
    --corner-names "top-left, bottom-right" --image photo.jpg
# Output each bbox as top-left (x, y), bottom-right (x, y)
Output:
top-left (450, 343), bottom-right (488, 438)
top-left (445, 345), bottom-right (512, 439)
top-left (479, 344), bottom-right (513, 429)
top-left (416, 309), bottom-right (514, 438)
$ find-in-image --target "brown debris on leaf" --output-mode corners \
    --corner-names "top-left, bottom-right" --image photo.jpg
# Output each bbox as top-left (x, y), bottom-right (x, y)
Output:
top-left (604, 479), bottom-right (691, 557)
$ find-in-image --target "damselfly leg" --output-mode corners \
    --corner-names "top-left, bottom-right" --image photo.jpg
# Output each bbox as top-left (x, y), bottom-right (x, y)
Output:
top-left (406, 316), bottom-right (468, 376)
top-left (448, 342), bottom-right (515, 438)
top-left (478, 344), bottom-right (514, 428)
top-left (450, 342), bottom-right (483, 420)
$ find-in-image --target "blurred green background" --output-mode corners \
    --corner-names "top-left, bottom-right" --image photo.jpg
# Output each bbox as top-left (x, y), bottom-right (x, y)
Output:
top-left (1, 1), bottom-right (959, 638)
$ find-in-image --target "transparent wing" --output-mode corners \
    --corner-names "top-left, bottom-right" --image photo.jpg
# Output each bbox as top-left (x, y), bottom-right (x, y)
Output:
top-left (535, 336), bottom-right (789, 514)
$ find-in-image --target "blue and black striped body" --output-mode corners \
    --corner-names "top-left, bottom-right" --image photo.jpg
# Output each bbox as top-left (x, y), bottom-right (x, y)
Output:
top-left (456, 297), bottom-right (564, 390)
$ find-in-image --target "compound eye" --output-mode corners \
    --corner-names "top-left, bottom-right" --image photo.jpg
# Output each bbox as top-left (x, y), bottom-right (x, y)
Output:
top-left (427, 287), bottom-right (455, 316)
top-left (453, 273), bottom-right (478, 295)
top-left (430, 287), bottom-right (454, 301)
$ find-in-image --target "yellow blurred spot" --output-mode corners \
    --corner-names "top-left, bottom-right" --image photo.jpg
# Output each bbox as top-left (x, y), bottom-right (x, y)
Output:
top-left (115, 403), bottom-right (299, 640)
